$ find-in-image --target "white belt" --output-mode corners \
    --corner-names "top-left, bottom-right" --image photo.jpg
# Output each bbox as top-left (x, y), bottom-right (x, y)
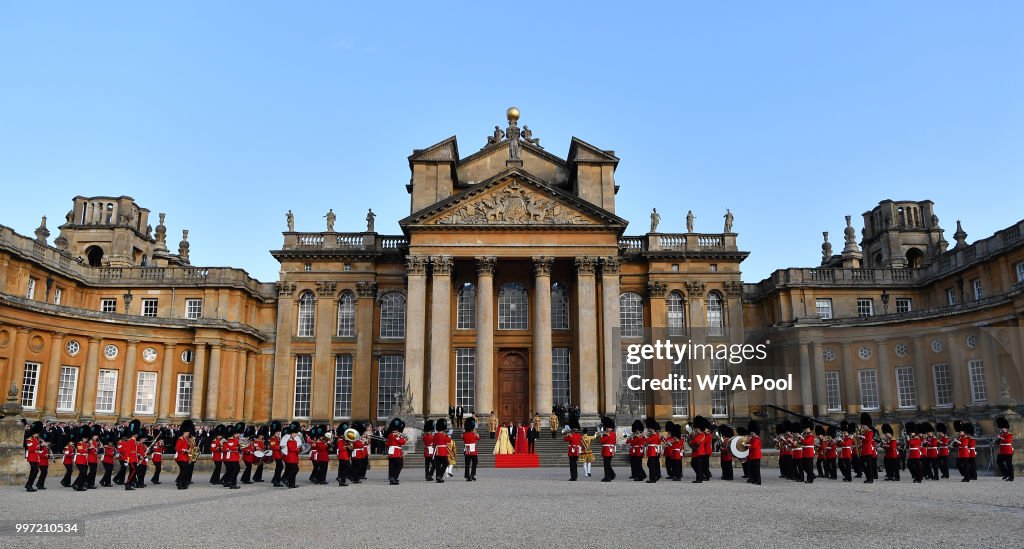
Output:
top-left (387, 446), bottom-right (399, 456)
top-left (802, 446), bottom-right (814, 449)
top-left (1000, 443), bottom-right (1013, 446)
top-left (602, 444), bottom-right (615, 447)
top-left (465, 443), bottom-right (476, 453)
top-left (426, 446), bottom-right (435, 455)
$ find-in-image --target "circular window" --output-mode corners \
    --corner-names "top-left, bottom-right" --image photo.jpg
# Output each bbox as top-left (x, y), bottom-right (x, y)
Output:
top-left (931, 339), bottom-right (944, 353)
top-left (966, 335), bottom-right (978, 349)
top-left (103, 344), bottom-right (118, 360)
top-left (894, 343), bottom-right (909, 358)
top-left (142, 347), bottom-right (158, 363)
top-left (66, 340), bottom-right (81, 357)
top-left (823, 347), bottom-right (837, 362)
top-left (858, 346), bottom-right (872, 360)
top-left (181, 349), bottom-right (195, 363)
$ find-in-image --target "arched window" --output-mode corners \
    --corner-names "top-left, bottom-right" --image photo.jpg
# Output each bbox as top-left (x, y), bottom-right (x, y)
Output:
top-left (85, 245), bottom-right (104, 267)
top-left (498, 282), bottom-right (528, 330)
top-left (457, 282), bottom-right (476, 330)
top-left (706, 291), bottom-right (724, 337)
top-left (551, 283), bottom-right (569, 330)
top-left (379, 292), bottom-right (406, 338)
top-left (297, 291), bottom-right (316, 337)
top-left (620, 292), bottom-right (644, 338)
top-left (667, 291), bottom-right (685, 336)
top-left (337, 291), bottom-right (355, 337)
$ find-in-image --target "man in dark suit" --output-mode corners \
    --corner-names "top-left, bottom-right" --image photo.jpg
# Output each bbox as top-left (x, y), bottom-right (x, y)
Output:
top-left (527, 424), bottom-right (539, 454)
top-left (455, 405), bottom-right (464, 426)
top-left (448, 405), bottom-right (456, 428)
top-left (508, 423), bottom-right (517, 449)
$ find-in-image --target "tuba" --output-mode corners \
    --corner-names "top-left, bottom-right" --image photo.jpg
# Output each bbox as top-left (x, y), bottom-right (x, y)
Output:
top-left (187, 434), bottom-right (200, 463)
top-left (344, 428), bottom-right (359, 442)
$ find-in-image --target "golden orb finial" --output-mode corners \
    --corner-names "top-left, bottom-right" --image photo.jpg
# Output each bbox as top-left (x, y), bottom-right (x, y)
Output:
top-left (506, 106), bottom-right (520, 122)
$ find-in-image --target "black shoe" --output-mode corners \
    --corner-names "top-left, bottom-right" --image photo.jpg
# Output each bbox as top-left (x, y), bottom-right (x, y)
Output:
top-left (26, 487), bottom-right (37, 492)
top-left (961, 478), bottom-right (970, 482)
top-left (124, 486), bottom-right (134, 491)
top-left (864, 480), bottom-right (873, 484)
top-left (87, 485), bottom-right (97, 489)
top-left (436, 479), bottom-right (444, 483)
top-left (471, 477), bottom-right (476, 481)
top-left (600, 479), bottom-right (611, 482)
top-left (242, 481), bottom-right (253, 485)
top-left (254, 479), bottom-right (264, 483)
top-left (692, 480), bottom-right (702, 484)
top-left (151, 481), bottom-right (160, 485)
top-left (229, 485), bottom-right (239, 489)
top-left (569, 478), bottom-right (576, 481)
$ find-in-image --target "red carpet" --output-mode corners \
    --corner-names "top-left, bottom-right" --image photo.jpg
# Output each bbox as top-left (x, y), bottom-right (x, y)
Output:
top-left (494, 454), bottom-right (540, 468)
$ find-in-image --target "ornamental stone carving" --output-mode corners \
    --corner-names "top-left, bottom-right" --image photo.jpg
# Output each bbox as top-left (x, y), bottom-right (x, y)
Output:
top-left (532, 256), bottom-right (554, 277)
top-left (476, 256), bottom-right (496, 276)
top-left (406, 256), bottom-right (428, 275)
top-left (647, 280), bottom-right (668, 299)
top-left (601, 256), bottom-right (621, 275)
top-left (723, 280), bottom-right (743, 297)
top-left (277, 282), bottom-right (297, 297)
top-left (434, 181), bottom-right (591, 226)
top-left (685, 280), bottom-right (707, 297)
top-left (316, 280), bottom-right (337, 296)
top-left (355, 281), bottom-right (377, 298)
top-left (575, 256), bottom-right (597, 275)
top-left (431, 256), bottom-right (454, 276)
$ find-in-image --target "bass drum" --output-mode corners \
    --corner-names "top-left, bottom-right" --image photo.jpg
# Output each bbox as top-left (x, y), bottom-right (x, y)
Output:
top-left (730, 436), bottom-right (750, 459)
top-left (253, 450), bottom-right (267, 459)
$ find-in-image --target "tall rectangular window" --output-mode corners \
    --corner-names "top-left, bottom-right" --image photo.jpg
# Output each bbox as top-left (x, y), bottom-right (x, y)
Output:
top-left (293, 355), bottom-right (312, 418)
top-left (57, 366), bottom-right (78, 412)
top-left (968, 360), bottom-right (987, 403)
top-left (667, 292), bottom-right (686, 336)
top-left (100, 298), bottom-right (117, 313)
top-left (671, 357), bottom-right (689, 416)
top-left (175, 374), bottom-right (193, 415)
top-left (185, 298), bottom-right (203, 319)
top-left (334, 355), bottom-right (353, 418)
top-left (457, 283), bottom-right (476, 330)
top-left (1017, 262), bottom-right (1024, 283)
top-left (134, 372), bottom-right (157, 414)
top-left (895, 367), bottom-right (917, 409)
top-left (21, 363), bottom-right (40, 409)
top-left (53, 288), bottom-right (62, 305)
top-left (455, 348), bottom-right (475, 414)
top-left (377, 355), bottom-right (405, 419)
top-left (895, 298), bottom-right (912, 313)
top-left (815, 298), bottom-right (833, 319)
top-left (551, 283), bottom-right (570, 330)
top-left (552, 348), bottom-right (571, 407)
top-left (858, 369), bottom-right (879, 411)
top-left (946, 288), bottom-right (957, 306)
top-left (972, 279), bottom-right (982, 301)
top-left (710, 358), bottom-right (728, 417)
top-left (825, 371), bottom-right (841, 412)
top-left (141, 298), bottom-right (158, 317)
top-left (337, 293), bottom-right (356, 337)
top-left (933, 364), bottom-right (953, 407)
top-left (620, 351), bottom-right (647, 413)
top-left (26, 277), bottom-right (37, 300)
top-left (857, 298), bottom-right (873, 317)
top-left (95, 369), bottom-right (118, 414)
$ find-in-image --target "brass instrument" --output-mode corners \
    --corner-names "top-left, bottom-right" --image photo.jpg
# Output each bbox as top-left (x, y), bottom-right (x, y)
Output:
top-left (239, 436), bottom-right (252, 450)
top-left (186, 433), bottom-right (200, 463)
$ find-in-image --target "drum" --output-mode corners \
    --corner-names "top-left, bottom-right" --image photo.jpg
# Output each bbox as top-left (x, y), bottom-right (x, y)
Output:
top-left (254, 450), bottom-right (267, 459)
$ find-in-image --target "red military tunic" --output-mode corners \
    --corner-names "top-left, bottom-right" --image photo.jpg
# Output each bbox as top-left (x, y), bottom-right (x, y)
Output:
top-left (840, 435), bottom-right (854, 460)
top-left (860, 430), bottom-right (876, 457)
top-left (102, 443), bottom-right (115, 465)
top-left (748, 434), bottom-right (763, 460)
top-left (628, 434), bottom-right (645, 458)
top-left (885, 439), bottom-right (900, 459)
top-left (826, 440), bottom-right (838, 460)
top-left (968, 436), bottom-right (977, 458)
top-left (314, 440), bottom-right (330, 463)
top-left (719, 437), bottom-right (732, 462)
top-left (387, 432), bottom-right (407, 459)
top-left (25, 436), bottom-right (41, 464)
top-left (174, 437), bottom-right (190, 462)
top-left (690, 432), bottom-right (706, 457)
top-left (270, 436), bottom-right (282, 460)
top-left (211, 437), bottom-right (222, 463)
top-left (599, 431), bottom-right (616, 458)
top-left (433, 433), bottom-right (450, 457)
top-left (74, 441), bottom-right (88, 465)
top-left (422, 432), bottom-right (435, 459)
top-left (702, 431), bottom-right (713, 457)
top-left (956, 435), bottom-right (970, 459)
top-left (243, 440), bottom-right (257, 464)
top-left (938, 435), bottom-right (950, 458)
top-left (351, 439), bottom-right (368, 460)
top-left (462, 431), bottom-right (480, 456)
top-left (87, 440), bottom-right (99, 465)
top-left (335, 439), bottom-right (350, 461)
top-left (223, 437), bottom-right (240, 462)
top-left (998, 432), bottom-right (1014, 455)
top-left (802, 433), bottom-right (816, 459)
top-left (925, 436), bottom-right (938, 459)
top-left (122, 439), bottom-right (138, 464)
top-left (151, 441), bottom-right (163, 464)
top-left (667, 436), bottom-right (685, 460)
top-left (645, 432), bottom-right (663, 457)
top-left (284, 437), bottom-right (300, 465)
top-left (62, 443), bottom-right (74, 466)
top-left (564, 432), bottom-right (582, 456)
top-left (907, 436), bottom-right (922, 459)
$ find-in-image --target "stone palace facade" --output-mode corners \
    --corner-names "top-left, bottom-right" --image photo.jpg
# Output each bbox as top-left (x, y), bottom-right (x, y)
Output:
top-left (1, 109), bottom-right (1022, 431)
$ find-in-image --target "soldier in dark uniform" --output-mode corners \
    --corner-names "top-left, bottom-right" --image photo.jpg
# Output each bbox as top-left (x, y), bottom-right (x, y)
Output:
top-left (386, 418), bottom-right (408, 485)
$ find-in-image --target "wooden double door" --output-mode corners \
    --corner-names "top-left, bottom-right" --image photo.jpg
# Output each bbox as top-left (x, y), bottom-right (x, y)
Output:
top-left (497, 350), bottom-right (529, 425)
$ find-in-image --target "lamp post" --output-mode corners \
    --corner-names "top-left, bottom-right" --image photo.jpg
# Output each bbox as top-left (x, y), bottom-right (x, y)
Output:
top-left (123, 289), bottom-right (133, 314)
top-left (881, 289), bottom-right (890, 315)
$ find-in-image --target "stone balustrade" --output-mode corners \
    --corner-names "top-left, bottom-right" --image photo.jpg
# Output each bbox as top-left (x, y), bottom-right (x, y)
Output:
top-left (279, 231), bottom-right (407, 253)
top-left (618, 233), bottom-right (740, 254)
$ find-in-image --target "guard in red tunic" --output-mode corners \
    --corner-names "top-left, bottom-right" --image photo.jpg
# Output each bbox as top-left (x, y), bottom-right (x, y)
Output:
top-left (252, 427), bottom-right (268, 483)
top-left (269, 421), bottom-right (285, 487)
top-left (996, 416), bottom-right (1014, 481)
top-left (627, 420), bottom-right (647, 482)
top-left (174, 419), bottom-right (196, 490)
top-left (881, 423), bottom-right (900, 481)
top-left (121, 420), bottom-right (141, 491)
top-left (432, 419), bottom-right (450, 484)
top-left (598, 416), bottom-right (617, 482)
top-left (281, 422), bottom-right (301, 488)
top-left (563, 420), bottom-right (582, 481)
top-left (462, 418), bottom-right (480, 482)
top-left (60, 439), bottom-right (74, 487)
top-left (837, 422), bottom-right (854, 482)
top-left (824, 427), bottom-right (839, 480)
top-left (689, 417), bottom-right (706, 483)
top-left (72, 426), bottom-right (90, 491)
top-left (386, 418), bottom-right (408, 485)
top-left (209, 424), bottom-right (224, 485)
top-left (700, 419), bottom-right (714, 482)
top-left (86, 426), bottom-right (101, 489)
top-left (349, 422), bottom-right (370, 484)
top-left (745, 420), bottom-right (762, 485)
top-left (23, 421), bottom-right (45, 492)
top-left (100, 432), bottom-right (116, 487)
top-left (967, 423), bottom-right (978, 481)
top-left (314, 426), bottom-right (331, 484)
top-left (135, 433), bottom-right (150, 488)
top-left (857, 413), bottom-right (877, 483)
top-left (923, 423), bottom-right (940, 481)
top-left (644, 417), bottom-right (663, 483)
top-left (799, 418), bottom-right (816, 484)
top-left (666, 422), bottom-right (685, 481)
top-left (718, 424), bottom-right (734, 481)
top-left (905, 422), bottom-right (922, 482)
top-left (224, 423), bottom-right (243, 488)
top-left (936, 422), bottom-right (951, 479)
top-left (334, 423), bottom-right (351, 487)
top-left (241, 426), bottom-right (258, 484)
top-left (422, 419), bottom-right (436, 481)
top-left (149, 438), bottom-right (164, 485)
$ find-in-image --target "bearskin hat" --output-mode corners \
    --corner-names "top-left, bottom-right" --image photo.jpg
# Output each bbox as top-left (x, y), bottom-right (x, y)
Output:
top-left (718, 424), bottom-right (735, 438)
top-left (389, 417), bottom-right (405, 434)
top-left (179, 419), bottom-right (196, 435)
top-left (952, 420), bottom-right (963, 433)
top-left (670, 422), bottom-right (683, 439)
top-left (243, 425), bottom-right (256, 438)
top-left (882, 423), bottom-right (894, 435)
top-left (434, 418), bottom-right (447, 432)
top-left (860, 412), bottom-right (873, 428)
top-left (645, 417), bottom-right (661, 432)
top-left (814, 425), bottom-right (825, 436)
top-left (963, 422), bottom-right (975, 436)
top-left (463, 418), bottom-right (476, 432)
top-left (936, 422), bottom-right (948, 434)
top-left (693, 415), bottom-right (707, 431)
top-left (800, 417), bottom-right (813, 431)
top-left (128, 419), bottom-right (142, 437)
top-left (601, 416), bottom-right (615, 430)
top-left (77, 425), bottom-right (90, 441)
top-left (287, 421), bottom-right (300, 434)
top-left (922, 422), bottom-right (935, 434)
top-left (997, 416), bottom-right (1010, 430)
top-left (234, 421), bottom-right (246, 434)
top-left (826, 425), bottom-right (837, 438)
top-left (631, 419), bottom-right (644, 434)
top-left (906, 422), bottom-right (917, 435)
top-left (336, 422), bottom-right (350, 436)
top-left (747, 420), bottom-right (761, 435)
top-left (29, 420), bottom-right (44, 436)
top-left (665, 421), bottom-right (676, 433)
top-left (839, 420), bottom-right (849, 433)
top-left (226, 423), bottom-right (237, 436)
top-left (269, 420), bottom-right (283, 434)
top-left (424, 419), bottom-right (435, 432)
top-left (354, 421), bottom-right (368, 435)
top-left (775, 422), bottom-right (786, 436)
top-left (256, 426), bottom-right (269, 439)
top-left (735, 426), bottom-right (749, 437)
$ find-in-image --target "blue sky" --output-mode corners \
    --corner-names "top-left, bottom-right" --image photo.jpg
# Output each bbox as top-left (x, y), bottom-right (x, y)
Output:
top-left (1, 3), bottom-right (1021, 282)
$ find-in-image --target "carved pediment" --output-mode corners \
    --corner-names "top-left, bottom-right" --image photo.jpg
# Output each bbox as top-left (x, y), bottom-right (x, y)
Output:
top-left (433, 180), bottom-right (594, 226)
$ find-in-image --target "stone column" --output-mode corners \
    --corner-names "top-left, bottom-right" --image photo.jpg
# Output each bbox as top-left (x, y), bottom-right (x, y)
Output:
top-left (190, 344), bottom-right (207, 422)
top-left (404, 256), bottom-right (429, 417)
top-left (600, 258), bottom-right (621, 415)
top-left (234, 350), bottom-right (248, 421)
top-left (428, 256), bottom-right (453, 416)
top-left (353, 281), bottom-right (377, 420)
top-left (575, 257), bottom-right (599, 417)
top-left (841, 342), bottom-right (858, 414)
top-left (647, 281), bottom-right (669, 418)
top-left (811, 341), bottom-right (828, 417)
top-left (312, 287), bottom-right (336, 422)
top-left (118, 340), bottom-right (140, 420)
top-left (205, 344), bottom-right (222, 421)
top-left (79, 337), bottom-right (101, 418)
top-left (532, 257), bottom-right (554, 419)
top-left (270, 288), bottom-right (295, 420)
top-left (912, 337), bottom-right (932, 411)
top-left (243, 351), bottom-right (257, 422)
top-left (42, 332), bottom-right (65, 418)
top-left (475, 257), bottom-right (495, 416)
top-left (947, 332), bottom-right (969, 409)
top-left (158, 343), bottom-right (176, 421)
top-left (876, 338), bottom-right (894, 414)
top-left (5, 327), bottom-right (31, 407)
top-left (688, 286), bottom-right (710, 417)
top-left (798, 341), bottom-right (813, 416)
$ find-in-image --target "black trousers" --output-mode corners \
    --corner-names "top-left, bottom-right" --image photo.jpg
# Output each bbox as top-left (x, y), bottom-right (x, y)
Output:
top-left (175, 460), bottom-right (190, 487)
top-left (336, 459), bottom-right (350, 484)
top-left (272, 459), bottom-right (284, 484)
top-left (26, 463), bottom-right (39, 489)
top-left (224, 461), bottom-right (239, 487)
top-left (123, 463), bottom-right (137, 489)
top-left (151, 461), bottom-right (162, 482)
top-left (630, 456), bottom-right (646, 480)
top-left (101, 462), bottom-right (113, 485)
top-left (838, 458), bottom-right (852, 481)
top-left (802, 457), bottom-right (816, 482)
top-left (87, 462), bottom-right (98, 487)
top-left (425, 456), bottom-right (434, 480)
top-left (114, 461), bottom-right (126, 484)
top-left (568, 456), bottom-right (579, 480)
top-left (241, 462), bottom-right (253, 483)
top-left (432, 456), bottom-right (448, 481)
top-left (490, 431), bottom-right (495, 439)
top-left (667, 457), bottom-right (683, 480)
top-left (721, 458), bottom-right (733, 480)
top-left (602, 456), bottom-right (616, 481)
top-left (938, 455), bottom-right (950, 478)
top-left (284, 462), bottom-right (299, 487)
top-left (464, 455), bottom-right (477, 479)
top-left (646, 456), bottom-right (661, 482)
top-left (956, 457), bottom-right (968, 480)
top-left (969, 457), bottom-right (978, 480)
top-left (210, 461), bottom-right (222, 484)
top-left (922, 457), bottom-right (934, 479)
top-left (852, 454), bottom-right (863, 477)
top-left (747, 459), bottom-right (761, 485)
top-left (528, 441), bottom-right (535, 454)
top-left (908, 458), bottom-right (922, 481)
top-left (691, 455), bottom-right (702, 480)
top-left (349, 458), bottom-right (368, 482)
top-left (885, 457), bottom-right (901, 480)
top-left (388, 457), bottom-right (403, 481)
top-left (999, 454), bottom-right (1015, 479)
top-left (861, 455), bottom-right (877, 482)
top-left (816, 457), bottom-right (825, 478)
top-left (62, 463), bottom-right (73, 486)
top-left (73, 464), bottom-right (89, 489)
top-left (135, 464), bottom-right (147, 487)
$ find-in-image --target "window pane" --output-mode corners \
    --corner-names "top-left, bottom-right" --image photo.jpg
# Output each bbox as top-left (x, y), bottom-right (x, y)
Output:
top-left (895, 298), bottom-right (912, 313)
top-left (457, 283), bottom-right (477, 330)
top-left (185, 299), bottom-right (203, 319)
top-left (334, 355), bottom-right (353, 418)
top-left (57, 367), bottom-right (78, 412)
top-left (134, 372), bottom-right (157, 414)
top-left (297, 291), bottom-right (316, 337)
top-left (456, 349), bottom-right (475, 414)
top-left (671, 357), bottom-right (689, 416)
top-left (933, 364), bottom-right (953, 407)
top-left (710, 358), bottom-right (728, 417)
top-left (498, 283), bottom-right (529, 330)
top-left (620, 351), bottom-right (646, 413)
top-left (815, 298), bottom-right (833, 320)
top-left (619, 292), bottom-right (644, 338)
top-left (21, 363), bottom-right (39, 409)
top-left (294, 355), bottom-right (312, 418)
top-left (857, 299), bottom-right (873, 318)
top-left (337, 292), bottom-right (355, 337)
top-left (551, 283), bottom-right (569, 330)
top-left (896, 367), bottom-right (917, 409)
top-left (706, 292), bottom-right (724, 336)
top-left (95, 369), bottom-right (118, 414)
top-left (858, 369), bottom-right (879, 410)
top-left (142, 298), bottom-right (158, 317)
top-left (377, 355), bottom-right (405, 419)
top-left (552, 348), bottom-right (571, 407)
top-left (825, 371), bottom-right (841, 412)
top-left (968, 360), bottom-right (987, 402)
top-left (175, 374), bottom-right (193, 415)
top-left (667, 292), bottom-right (686, 336)
top-left (380, 292), bottom-right (406, 338)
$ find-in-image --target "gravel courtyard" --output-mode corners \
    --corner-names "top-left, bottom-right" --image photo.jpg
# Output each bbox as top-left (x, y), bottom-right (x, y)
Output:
top-left (1, 467), bottom-right (1020, 548)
